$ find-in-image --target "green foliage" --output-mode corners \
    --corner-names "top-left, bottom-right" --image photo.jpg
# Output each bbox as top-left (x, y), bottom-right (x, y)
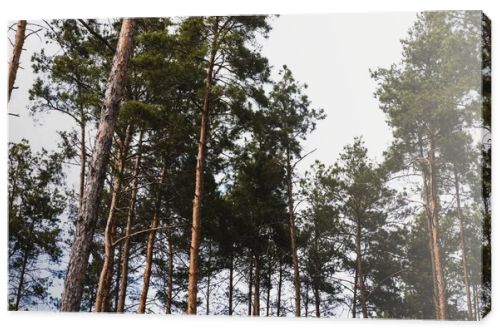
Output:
top-left (8, 140), bottom-right (68, 310)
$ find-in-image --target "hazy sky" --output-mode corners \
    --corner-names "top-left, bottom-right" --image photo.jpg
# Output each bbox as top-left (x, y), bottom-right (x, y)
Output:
top-left (8, 12), bottom-right (418, 181)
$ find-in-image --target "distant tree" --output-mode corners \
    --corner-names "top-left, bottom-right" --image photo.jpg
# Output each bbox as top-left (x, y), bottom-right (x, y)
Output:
top-left (8, 140), bottom-right (67, 310)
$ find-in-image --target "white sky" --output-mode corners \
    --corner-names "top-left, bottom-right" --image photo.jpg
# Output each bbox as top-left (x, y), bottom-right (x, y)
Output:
top-left (8, 13), bottom-right (417, 179)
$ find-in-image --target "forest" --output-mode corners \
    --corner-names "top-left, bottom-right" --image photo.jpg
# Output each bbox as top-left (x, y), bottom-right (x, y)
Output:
top-left (7, 12), bottom-right (490, 319)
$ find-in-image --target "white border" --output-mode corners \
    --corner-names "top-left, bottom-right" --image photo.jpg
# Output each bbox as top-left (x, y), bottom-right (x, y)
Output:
top-left (1, 1), bottom-right (498, 334)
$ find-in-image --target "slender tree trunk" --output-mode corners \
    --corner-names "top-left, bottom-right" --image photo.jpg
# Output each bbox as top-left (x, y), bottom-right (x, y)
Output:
top-left (187, 26), bottom-right (218, 315)
top-left (285, 147), bottom-right (301, 317)
top-left (138, 164), bottom-right (167, 314)
top-left (14, 248), bottom-right (29, 311)
top-left (472, 284), bottom-right (479, 320)
top-left (113, 243), bottom-right (122, 311)
top-left (276, 259), bottom-right (283, 317)
top-left (95, 125), bottom-right (133, 312)
top-left (248, 257), bottom-right (253, 316)
top-left (165, 229), bottom-right (174, 314)
top-left (206, 242), bottom-right (212, 315)
top-left (427, 141), bottom-right (447, 319)
top-left (253, 256), bottom-right (261, 316)
top-left (266, 261), bottom-right (272, 316)
top-left (228, 253), bottom-right (234, 315)
top-left (423, 170), bottom-right (440, 318)
top-left (454, 169), bottom-right (473, 320)
top-left (313, 287), bottom-right (320, 318)
top-left (355, 219), bottom-right (368, 318)
top-left (79, 110), bottom-right (86, 211)
top-left (8, 20), bottom-right (27, 101)
top-left (304, 281), bottom-right (309, 317)
top-left (61, 18), bottom-right (136, 312)
top-left (352, 266), bottom-right (358, 318)
top-left (117, 130), bottom-right (143, 313)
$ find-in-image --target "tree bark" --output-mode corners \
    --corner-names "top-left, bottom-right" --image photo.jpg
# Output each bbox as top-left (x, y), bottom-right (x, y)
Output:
top-left (454, 169), bottom-right (473, 320)
top-left (8, 20), bottom-right (27, 101)
top-left (427, 141), bottom-right (447, 319)
top-left (117, 130), bottom-right (143, 313)
top-left (286, 147), bottom-right (301, 317)
top-left (95, 125), bottom-right (133, 312)
top-left (355, 219), bottom-right (368, 318)
top-left (186, 24), bottom-right (218, 315)
top-left (79, 108), bottom-right (86, 211)
top-left (138, 164), bottom-right (167, 314)
top-left (60, 18), bottom-right (136, 312)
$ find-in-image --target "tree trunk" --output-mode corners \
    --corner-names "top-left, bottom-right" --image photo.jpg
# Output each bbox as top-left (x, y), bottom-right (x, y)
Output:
top-left (276, 259), bottom-right (283, 317)
top-left (186, 27), bottom-right (218, 315)
top-left (304, 281), bottom-right (309, 317)
top-left (95, 125), bottom-right (133, 312)
top-left (165, 228), bottom-right (174, 314)
top-left (314, 286), bottom-right (320, 318)
top-left (138, 164), bottom-right (167, 314)
top-left (352, 266), bottom-right (358, 318)
top-left (472, 284), bottom-right (479, 320)
top-left (253, 256), bottom-right (261, 316)
top-left (454, 169), bottom-right (473, 320)
top-left (117, 130), bottom-right (143, 313)
top-left (423, 170), bottom-right (440, 318)
top-left (79, 109), bottom-right (86, 211)
top-left (8, 20), bottom-right (27, 101)
top-left (228, 253), bottom-right (234, 315)
top-left (14, 248), bottom-right (29, 310)
top-left (286, 147), bottom-right (301, 317)
top-left (247, 257), bottom-right (253, 316)
top-left (206, 242), bottom-right (212, 315)
top-left (355, 219), bottom-right (368, 318)
top-left (427, 141), bottom-right (447, 319)
top-left (266, 261), bottom-right (272, 316)
top-left (60, 18), bottom-right (136, 312)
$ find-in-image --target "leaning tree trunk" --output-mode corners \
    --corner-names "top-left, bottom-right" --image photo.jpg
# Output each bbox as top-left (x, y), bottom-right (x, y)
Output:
top-left (138, 164), bottom-right (168, 314)
top-left (8, 20), bottom-right (27, 101)
top-left (285, 147), bottom-right (301, 317)
top-left (355, 219), bottom-right (368, 318)
top-left (78, 107), bottom-right (86, 212)
top-left (117, 130), bottom-right (143, 313)
top-left (427, 141), bottom-right (448, 320)
top-left (186, 32), bottom-right (218, 315)
top-left (60, 19), bottom-right (136, 312)
top-left (95, 125), bottom-right (133, 312)
top-left (454, 169), bottom-right (473, 320)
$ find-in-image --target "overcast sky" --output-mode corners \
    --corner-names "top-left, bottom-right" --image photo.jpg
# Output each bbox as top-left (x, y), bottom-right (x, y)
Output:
top-left (8, 12), bottom-right (418, 181)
